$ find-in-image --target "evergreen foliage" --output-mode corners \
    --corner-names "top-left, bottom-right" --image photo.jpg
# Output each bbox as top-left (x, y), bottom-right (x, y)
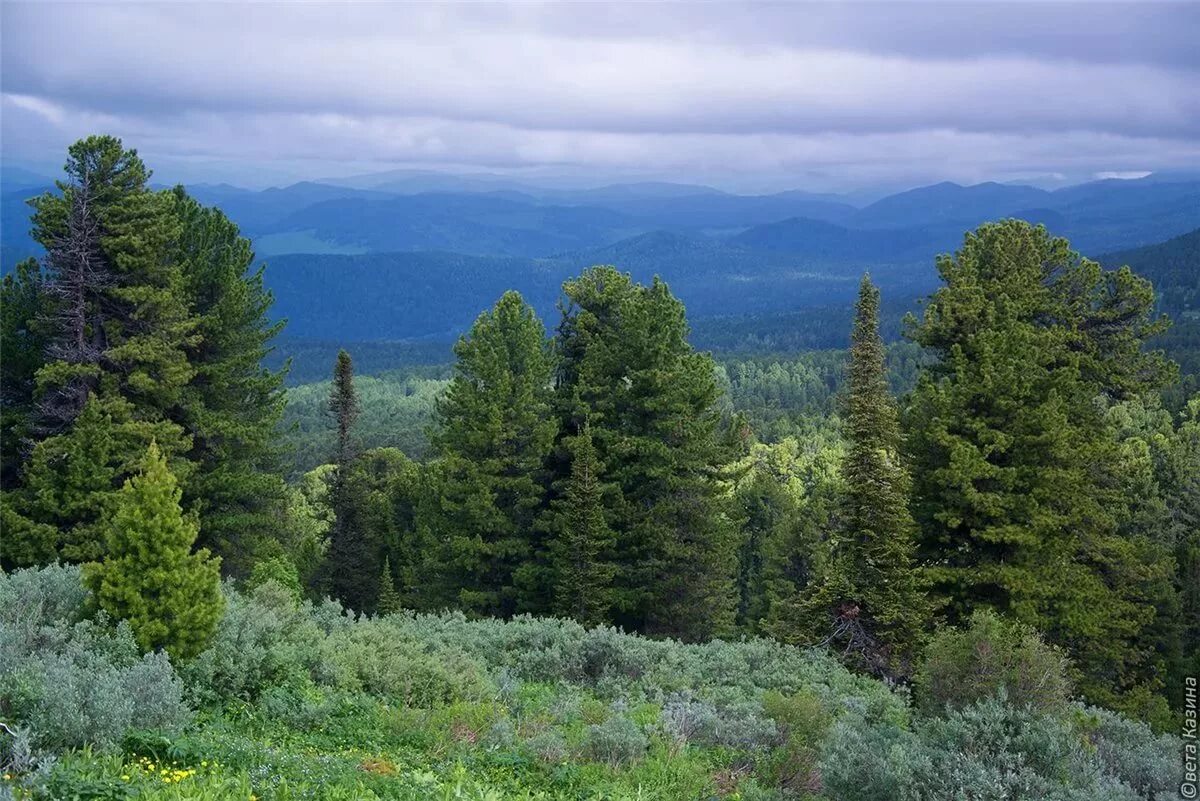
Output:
top-left (552, 267), bottom-right (739, 640)
top-left (905, 220), bottom-right (1177, 707)
top-left (776, 276), bottom-right (926, 676)
top-left (376, 556), bottom-right (403, 616)
top-left (426, 291), bottom-right (557, 616)
top-left (1, 137), bottom-right (288, 571)
top-left (169, 188), bottom-right (289, 573)
top-left (82, 442), bottom-right (223, 660)
top-left (324, 350), bottom-right (374, 611)
top-left (544, 422), bottom-right (617, 626)
top-left (0, 259), bottom-right (48, 490)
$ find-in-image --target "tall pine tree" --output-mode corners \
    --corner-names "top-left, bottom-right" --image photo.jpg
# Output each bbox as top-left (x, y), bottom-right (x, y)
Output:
top-left (2, 137), bottom-right (290, 573)
top-left (906, 220), bottom-right (1175, 707)
top-left (553, 267), bottom-right (739, 640)
top-left (324, 350), bottom-right (372, 610)
top-left (169, 188), bottom-right (289, 573)
top-left (424, 291), bottom-right (557, 616)
top-left (773, 276), bottom-right (925, 677)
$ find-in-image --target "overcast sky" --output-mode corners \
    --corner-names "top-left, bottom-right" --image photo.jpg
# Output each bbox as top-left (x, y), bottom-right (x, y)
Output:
top-left (2, 1), bottom-right (1198, 192)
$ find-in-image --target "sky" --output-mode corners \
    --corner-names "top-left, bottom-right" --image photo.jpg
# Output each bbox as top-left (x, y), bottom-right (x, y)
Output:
top-left (2, 1), bottom-right (1199, 193)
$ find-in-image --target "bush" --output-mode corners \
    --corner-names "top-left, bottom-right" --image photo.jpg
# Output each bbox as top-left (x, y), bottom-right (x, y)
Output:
top-left (0, 566), bottom-right (190, 751)
top-left (182, 580), bottom-right (318, 706)
top-left (317, 619), bottom-right (492, 707)
top-left (246, 556), bottom-right (303, 601)
top-left (916, 609), bottom-right (1071, 715)
top-left (581, 714), bottom-right (649, 767)
top-left (819, 695), bottom-right (1167, 801)
top-left (660, 692), bottom-right (777, 753)
top-left (1077, 705), bottom-right (1182, 798)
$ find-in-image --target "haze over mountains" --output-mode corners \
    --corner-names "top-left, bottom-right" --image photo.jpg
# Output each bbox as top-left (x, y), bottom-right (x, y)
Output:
top-left (3, 166), bottom-right (1198, 343)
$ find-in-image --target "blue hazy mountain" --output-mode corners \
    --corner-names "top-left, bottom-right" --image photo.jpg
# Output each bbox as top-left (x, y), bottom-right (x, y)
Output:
top-left (4, 174), bottom-right (1196, 344)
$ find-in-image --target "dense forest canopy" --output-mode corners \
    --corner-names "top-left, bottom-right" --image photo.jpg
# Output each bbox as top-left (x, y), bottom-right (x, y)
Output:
top-left (1, 137), bottom-right (1195, 800)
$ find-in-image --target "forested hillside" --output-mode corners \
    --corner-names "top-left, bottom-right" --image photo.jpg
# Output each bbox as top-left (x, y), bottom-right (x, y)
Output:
top-left (1, 138), bottom-right (1195, 800)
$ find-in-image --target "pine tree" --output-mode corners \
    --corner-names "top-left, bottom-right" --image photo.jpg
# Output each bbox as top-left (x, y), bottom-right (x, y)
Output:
top-left (4, 137), bottom-right (195, 566)
top-left (544, 422), bottom-right (617, 626)
top-left (777, 276), bottom-right (925, 676)
top-left (325, 350), bottom-right (372, 610)
top-left (553, 267), bottom-right (739, 639)
top-left (906, 220), bottom-right (1175, 706)
top-left (169, 188), bottom-right (289, 573)
top-left (426, 291), bottom-right (557, 616)
top-left (82, 441), bottom-right (223, 661)
top-left (376, 556), bottom-right (403, 615)
top-left (4, 140), bottom-right (293, 573)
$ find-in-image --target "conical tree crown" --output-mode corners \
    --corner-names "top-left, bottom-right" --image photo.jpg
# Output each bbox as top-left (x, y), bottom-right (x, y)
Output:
top-left (83, 441), bottom-right (223, 660)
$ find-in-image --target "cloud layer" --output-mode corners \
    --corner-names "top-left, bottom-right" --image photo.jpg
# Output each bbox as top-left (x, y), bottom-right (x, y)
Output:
top-left (2, 2), bottom-right (1198, 190)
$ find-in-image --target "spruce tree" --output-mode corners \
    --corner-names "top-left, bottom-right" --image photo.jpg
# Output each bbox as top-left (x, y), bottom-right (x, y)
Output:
top-left (376, 556), bottom-right (403, 616)
top-left (553, 267), bottom-right (738, 639)
top-left (325, 350), bottom-right (372, 610)
top-left (906, 220), bottom-right (1175, 707)
top-left (777, 276), bottom-right (925, 676)
top-left (426, 291), bottom-right (556, 616)
top-left (82, 441), bottom-right (223, 661)
top-left (544, 422), bottom-right (617, 626)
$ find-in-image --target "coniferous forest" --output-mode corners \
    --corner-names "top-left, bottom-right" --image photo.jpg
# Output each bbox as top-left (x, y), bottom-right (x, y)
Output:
top-left (1, 137), bottom-right (1196, 800)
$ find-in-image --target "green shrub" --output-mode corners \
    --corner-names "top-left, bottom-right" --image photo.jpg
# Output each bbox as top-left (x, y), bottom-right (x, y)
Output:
top-left (246, 556), bottom-right (303, 601)
top-left (318, 620), bottom-right (492, 707)
top-left (759, 689), bottom-right (832, 792)
top-left (916, 609), bottom-right (1071, 715)
top-left (0, 566), bottom-right (190, 751)
top-left (1076, 705), bottom-right (1182, 798)
top-left (182, 580), bottom-right (318, 706)
top-left (581, 714), bottom-right (649, 767)
top-left (660, 692), bottom-right (777, 753)
top-left (819, 695), bottom-right (1167, 801)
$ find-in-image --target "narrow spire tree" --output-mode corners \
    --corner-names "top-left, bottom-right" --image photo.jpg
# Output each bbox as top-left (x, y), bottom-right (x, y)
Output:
top-left (329, 350), bottom-right (359, 468)
top-left (545, 422), bottom-right (617, 626)
top-left (777, 275), bottom-right (925, 676)
top-left (82, 441), bottom-right (223, 661)
top-left (376, 555), bottom-right (403, 616)
top-left (325, 350), bottom-right (371, 610)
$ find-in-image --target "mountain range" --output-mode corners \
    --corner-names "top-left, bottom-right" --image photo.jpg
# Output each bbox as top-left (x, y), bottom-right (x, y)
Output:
top-left (2, 169), bottom-right (1197, 343)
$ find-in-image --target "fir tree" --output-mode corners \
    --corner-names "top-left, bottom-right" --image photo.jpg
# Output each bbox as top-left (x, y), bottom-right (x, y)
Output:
top-left (426, 291), bottom-right (556, 616)
top-left (82, 441), bottom-right (223, 661)
top-left (376, 556), bottom-right (403, 616)
top-left (777, 276), bottom-right (925, 676)
top-left (544, 422), bottom-right (617, 626)
top-left (329, 350), bottom-right (359, 468)
top-left (906, 220), bottom-right (1175, 706)
top-left (324, 350), bottom-right (372, 611)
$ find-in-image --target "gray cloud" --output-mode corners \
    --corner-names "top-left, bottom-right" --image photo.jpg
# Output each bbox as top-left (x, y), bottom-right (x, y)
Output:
top-left (2, 1), bottom-right (1197, 190)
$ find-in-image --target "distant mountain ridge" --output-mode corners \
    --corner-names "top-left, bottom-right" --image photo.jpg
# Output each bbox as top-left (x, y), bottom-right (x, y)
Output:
top-left (4, 174), bottom-right (1197, 331)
